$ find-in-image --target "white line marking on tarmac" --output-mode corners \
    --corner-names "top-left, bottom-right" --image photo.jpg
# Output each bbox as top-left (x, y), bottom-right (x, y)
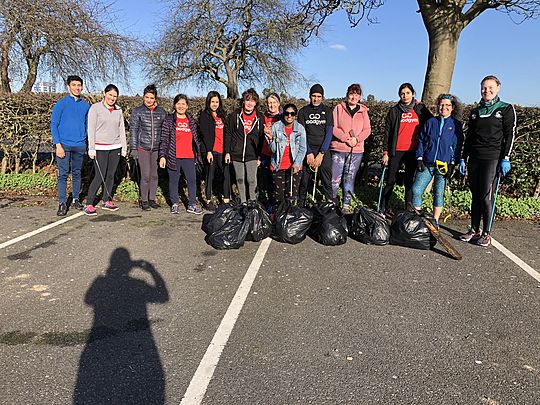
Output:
top-left (180, 237), bottom-right (272, 405)
top-left (491, 237), bottom-right (540, 283)
top-left (0, 212), bottom-right (85, 250)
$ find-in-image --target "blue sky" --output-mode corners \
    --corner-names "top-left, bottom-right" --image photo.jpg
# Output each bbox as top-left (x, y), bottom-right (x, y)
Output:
top-left (110, 0), bottom-right (539, 106)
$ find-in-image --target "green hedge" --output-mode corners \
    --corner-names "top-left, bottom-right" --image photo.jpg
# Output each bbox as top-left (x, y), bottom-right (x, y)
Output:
top-left (1, 92), bottom-right (539, 198)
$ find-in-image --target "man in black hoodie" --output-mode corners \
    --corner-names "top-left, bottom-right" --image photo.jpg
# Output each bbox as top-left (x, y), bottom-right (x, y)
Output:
top-left (297, 84), bottom-right (334, 205)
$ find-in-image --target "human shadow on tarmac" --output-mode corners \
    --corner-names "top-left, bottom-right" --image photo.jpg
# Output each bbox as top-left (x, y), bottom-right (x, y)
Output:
top-left (73, 247), bottom-right (169, 405)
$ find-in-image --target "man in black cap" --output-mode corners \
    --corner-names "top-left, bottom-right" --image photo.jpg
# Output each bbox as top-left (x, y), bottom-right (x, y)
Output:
top-left (297, 83), bottom-right (334, 204)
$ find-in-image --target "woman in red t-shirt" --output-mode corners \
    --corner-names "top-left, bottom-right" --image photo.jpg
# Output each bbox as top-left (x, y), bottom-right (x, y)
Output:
top-left (381, 83), bottom-right (432, 213)
top-left (159, 94), bottom-right (203, 215)
top-left (199, 91), bottom-right (230, 211)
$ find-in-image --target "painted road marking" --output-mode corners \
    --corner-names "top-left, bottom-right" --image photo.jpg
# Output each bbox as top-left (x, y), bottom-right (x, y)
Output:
top-left (492, 237), bottom-right (540, 283)
top-left (0, 212), bottom-right (85, 250)
top-left (180, 237), bottom-right (272, 405)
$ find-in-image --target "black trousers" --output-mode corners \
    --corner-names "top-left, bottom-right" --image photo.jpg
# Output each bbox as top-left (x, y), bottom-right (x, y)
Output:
top-left (381, 150), bottom-right (417, 210)
top-left (205, 152), bottom-right (230, 200)
top-left (298, 152), bottom-right (332, 204)
top-left (468, 157), bottom-right (498, 233)
top-left (87, 149), bottom-right (121, 204)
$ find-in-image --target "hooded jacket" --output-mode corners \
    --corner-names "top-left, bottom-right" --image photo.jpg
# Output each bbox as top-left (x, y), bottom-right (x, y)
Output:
top-left (331, 101), bottom-right (371, 153)
top-left (224, 108), bottom-right (265, 162)
top-left (416, 115), bottom-right (464, 164)
top-left (384, 101), bottom-right (432, 156)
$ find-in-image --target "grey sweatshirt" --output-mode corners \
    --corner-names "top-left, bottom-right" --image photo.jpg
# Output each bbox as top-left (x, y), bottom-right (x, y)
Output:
top-left (88, 101), bottom-right (127, 155)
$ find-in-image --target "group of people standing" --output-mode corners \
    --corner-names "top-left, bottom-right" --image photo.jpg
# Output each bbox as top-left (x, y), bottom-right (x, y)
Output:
top-left (51, 74), bottom-right (515, 247)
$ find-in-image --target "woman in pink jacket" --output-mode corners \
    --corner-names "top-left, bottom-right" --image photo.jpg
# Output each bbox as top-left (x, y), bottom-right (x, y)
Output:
top-left (330, 83), bottom-right (371, 214)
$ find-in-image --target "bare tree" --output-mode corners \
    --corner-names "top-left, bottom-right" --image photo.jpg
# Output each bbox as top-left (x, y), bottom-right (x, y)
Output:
top-left (297, 0), bottom-right (540, 103)
top-left (145, 0), bottom-right (308, 99)
top-left (0, 0), bottom-right (132, 93)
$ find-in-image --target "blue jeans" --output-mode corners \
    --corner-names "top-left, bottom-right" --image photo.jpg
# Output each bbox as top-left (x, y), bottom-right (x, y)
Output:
top-left (56, 144), bottom-right (86, 203)
top-left (331, 151), bottom-right (363, 205)
top-left (412, 164), bottom-right (446, 208)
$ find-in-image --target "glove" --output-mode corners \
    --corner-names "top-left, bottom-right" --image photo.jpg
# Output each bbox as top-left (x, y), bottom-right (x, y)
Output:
top-left (445, 163), bottom-right (455, 180)
top-left (131, 149), bottom-right (139, 159)
top-left (417, 160), bottom-right (425, 172)
top-left (500, 159), bottom-right (511, 176)
top-left (458, 159), bottom-right (466, 176)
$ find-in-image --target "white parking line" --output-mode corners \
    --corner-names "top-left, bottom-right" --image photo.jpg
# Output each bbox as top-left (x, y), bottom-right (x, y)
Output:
top-left (0, 212), bottom-right (85, 250)
top-left (180, 237), bottom-right (272, 405)
top-left (492, 237), bottom-right (540, 283)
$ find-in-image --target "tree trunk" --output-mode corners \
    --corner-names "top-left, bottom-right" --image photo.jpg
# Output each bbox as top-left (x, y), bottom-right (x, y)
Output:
top-left (1, 155), bottom-right (9, 174)
top-left (14, 156), bottom-right (21, 174)
top-left (418, 1), bottom-right (464, 105)
top-left (225, 77), bottom-right (239, 99)
top-left (0, 44), bottom-right (12, 93)
top-left (533, 177), bottom-right (540, 198)
top-left (20, 56), bottom-right (40, 93)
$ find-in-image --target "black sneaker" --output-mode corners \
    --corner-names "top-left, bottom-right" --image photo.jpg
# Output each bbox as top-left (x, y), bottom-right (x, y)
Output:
top-left (141, 201), bottom-right (151, 211)
top-left (206, 201), bottom-right (216, 212)
top-left (72, 199), bottom-right (83, 210)
top-left (57, 202), bottom-right (67, 216)
top-left (148, 200), bottom-right (160, 209)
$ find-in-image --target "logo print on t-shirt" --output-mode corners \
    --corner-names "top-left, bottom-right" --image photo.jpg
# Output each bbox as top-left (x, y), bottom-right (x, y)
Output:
top-left (401, 112), bottom-right (418, 124)
top-left (176, 121), bottom-right (190, 132)
top-left (215, 117), bottom-right (224, 130)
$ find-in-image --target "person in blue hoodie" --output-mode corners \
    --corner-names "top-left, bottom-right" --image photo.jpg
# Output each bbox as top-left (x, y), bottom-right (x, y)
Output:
top-left (411, 94), bottom-right (464, 227)
top-left (50, 75), bottom-right (90, 216)
top-left (265, 103), bottom-right (307, 207)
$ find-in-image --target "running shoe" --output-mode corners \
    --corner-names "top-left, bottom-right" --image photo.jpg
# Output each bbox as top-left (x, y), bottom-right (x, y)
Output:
top-left (206, 201), bottom-right (216, 213)
top-left (72, 199), bottom-right (83, 210)
top-left (149, 200), bottom-right (161, 209)
top-left (57, 202), bottom-right (67, 216)
top-left (170, 203), bottom-right (179, 214)
top-left (459, 229), bottom-right (481, 242)
top-left (341, 204), bottom-right (353, 215)
top-left (83, 204), bottom-right (97, 216)
top-left (101, 201), bottom-right (119, 211)
top-left (187, 204), bottom-right (203, 215)
top-left (477, 233), bottom-right (491, 247)
top-left (141, 201), bottom-right (151, 211)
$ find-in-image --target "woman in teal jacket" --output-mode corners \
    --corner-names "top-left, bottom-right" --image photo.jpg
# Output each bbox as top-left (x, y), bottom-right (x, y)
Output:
top-left (411, 94), bottom-right (464, 226)
top-left (265, 103), bottom-right (307, 207)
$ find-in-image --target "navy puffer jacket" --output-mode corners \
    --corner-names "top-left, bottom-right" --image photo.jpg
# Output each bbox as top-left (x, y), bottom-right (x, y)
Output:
top-left (129, 104), bottom-right (167, 152)
top-left (159, 113), bottom-right (203, 171)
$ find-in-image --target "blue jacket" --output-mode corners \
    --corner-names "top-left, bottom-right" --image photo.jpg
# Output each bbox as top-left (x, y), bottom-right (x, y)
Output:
top-left (416, 116), bottom-right (464, 164)
top-left (267, 120), bottom-right (307, 170)
top-left (50, 95), bottom-right (90, 146)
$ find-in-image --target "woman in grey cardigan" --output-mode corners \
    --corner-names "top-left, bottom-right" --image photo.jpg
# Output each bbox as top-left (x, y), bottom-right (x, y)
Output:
top-left (84, 84), bottom-right (127, 216)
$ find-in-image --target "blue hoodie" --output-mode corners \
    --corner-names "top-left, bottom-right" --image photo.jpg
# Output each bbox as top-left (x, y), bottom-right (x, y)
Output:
top-left (50, 95), bottom-right (90, 146)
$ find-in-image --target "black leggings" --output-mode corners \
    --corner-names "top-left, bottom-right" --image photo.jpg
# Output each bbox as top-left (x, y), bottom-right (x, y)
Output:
top-left (205, 152), bottom-right (230, 200)
top-left (381, 150), bottom-right (416, 210)
top-left (273, 168), bottom-right (302, 206)
top-left (87, 149), bottom-right (121, 204)
top-left (468, 157), bottom-right (498, 233)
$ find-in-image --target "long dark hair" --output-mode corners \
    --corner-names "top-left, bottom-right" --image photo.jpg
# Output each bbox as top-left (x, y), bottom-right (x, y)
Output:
top-left (204, 91), bottom-right (226, 119)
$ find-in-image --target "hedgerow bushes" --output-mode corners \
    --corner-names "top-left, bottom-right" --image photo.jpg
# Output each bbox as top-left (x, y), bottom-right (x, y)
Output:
top-left (0, 92), bottom-right (539, 200)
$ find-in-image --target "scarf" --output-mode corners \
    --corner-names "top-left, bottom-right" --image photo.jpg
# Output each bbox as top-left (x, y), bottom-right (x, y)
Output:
top-left (398, 99), bottom-right (416, 113)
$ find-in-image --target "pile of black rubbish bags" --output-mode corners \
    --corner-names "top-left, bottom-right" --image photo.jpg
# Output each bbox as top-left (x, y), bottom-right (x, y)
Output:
top-left (202, 200), bottom-right (436, 251)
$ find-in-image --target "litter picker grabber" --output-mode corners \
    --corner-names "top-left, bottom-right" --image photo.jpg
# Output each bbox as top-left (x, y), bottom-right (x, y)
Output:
top-left (409, 203), bottom-right (462, 260)
top-left (311, 165), bottom-right (318, 202)
top-left (132, 157), bottom-right (143, 208)
top-left (94, 158), bottom-right (112, 202)
top-left (377, 166), bottom-right (386, 212)
top-left (486, 173), bottom-right (502, 235)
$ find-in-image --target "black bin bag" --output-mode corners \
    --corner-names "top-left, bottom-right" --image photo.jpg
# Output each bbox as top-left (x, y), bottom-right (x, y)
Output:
top-left (389, 210), bottom-right (436, 250)
top-left (242, 200), bottom-right (272, 242)
top-left (310, 202), bottom-right (348, 246)
top-left (204, 202), bottom-right (249, 249)
top-left (273, 199), bottom-right (313, 244)
top-left (349, 206), bottom-right (390, 245)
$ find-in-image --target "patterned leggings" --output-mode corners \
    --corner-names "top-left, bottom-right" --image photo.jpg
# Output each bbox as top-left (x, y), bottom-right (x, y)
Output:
top-left (331, 151), bottom-right (363, 205)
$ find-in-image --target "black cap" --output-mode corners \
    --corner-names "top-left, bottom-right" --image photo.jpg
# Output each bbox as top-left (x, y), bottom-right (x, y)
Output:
top-left (309, 83), bottom-right (324, 97)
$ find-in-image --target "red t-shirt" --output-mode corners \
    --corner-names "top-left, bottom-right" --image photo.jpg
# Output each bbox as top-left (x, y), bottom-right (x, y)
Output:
top-left (213, 116), bottom-right (224, 154)
top-left (242, 110), bottom-right (256, 136)
top-left (175, 117), bottom-right (194, 158)
top-left (396, 109), bottom-right (420, 152)
top-left (262, 113), bottom-right (280, 157)
top-left (278, 126), bottom-right (294, 170)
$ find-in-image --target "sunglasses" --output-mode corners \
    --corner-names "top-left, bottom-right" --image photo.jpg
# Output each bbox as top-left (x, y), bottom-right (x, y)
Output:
top-left (283, 111), bottom-right (296, 117)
